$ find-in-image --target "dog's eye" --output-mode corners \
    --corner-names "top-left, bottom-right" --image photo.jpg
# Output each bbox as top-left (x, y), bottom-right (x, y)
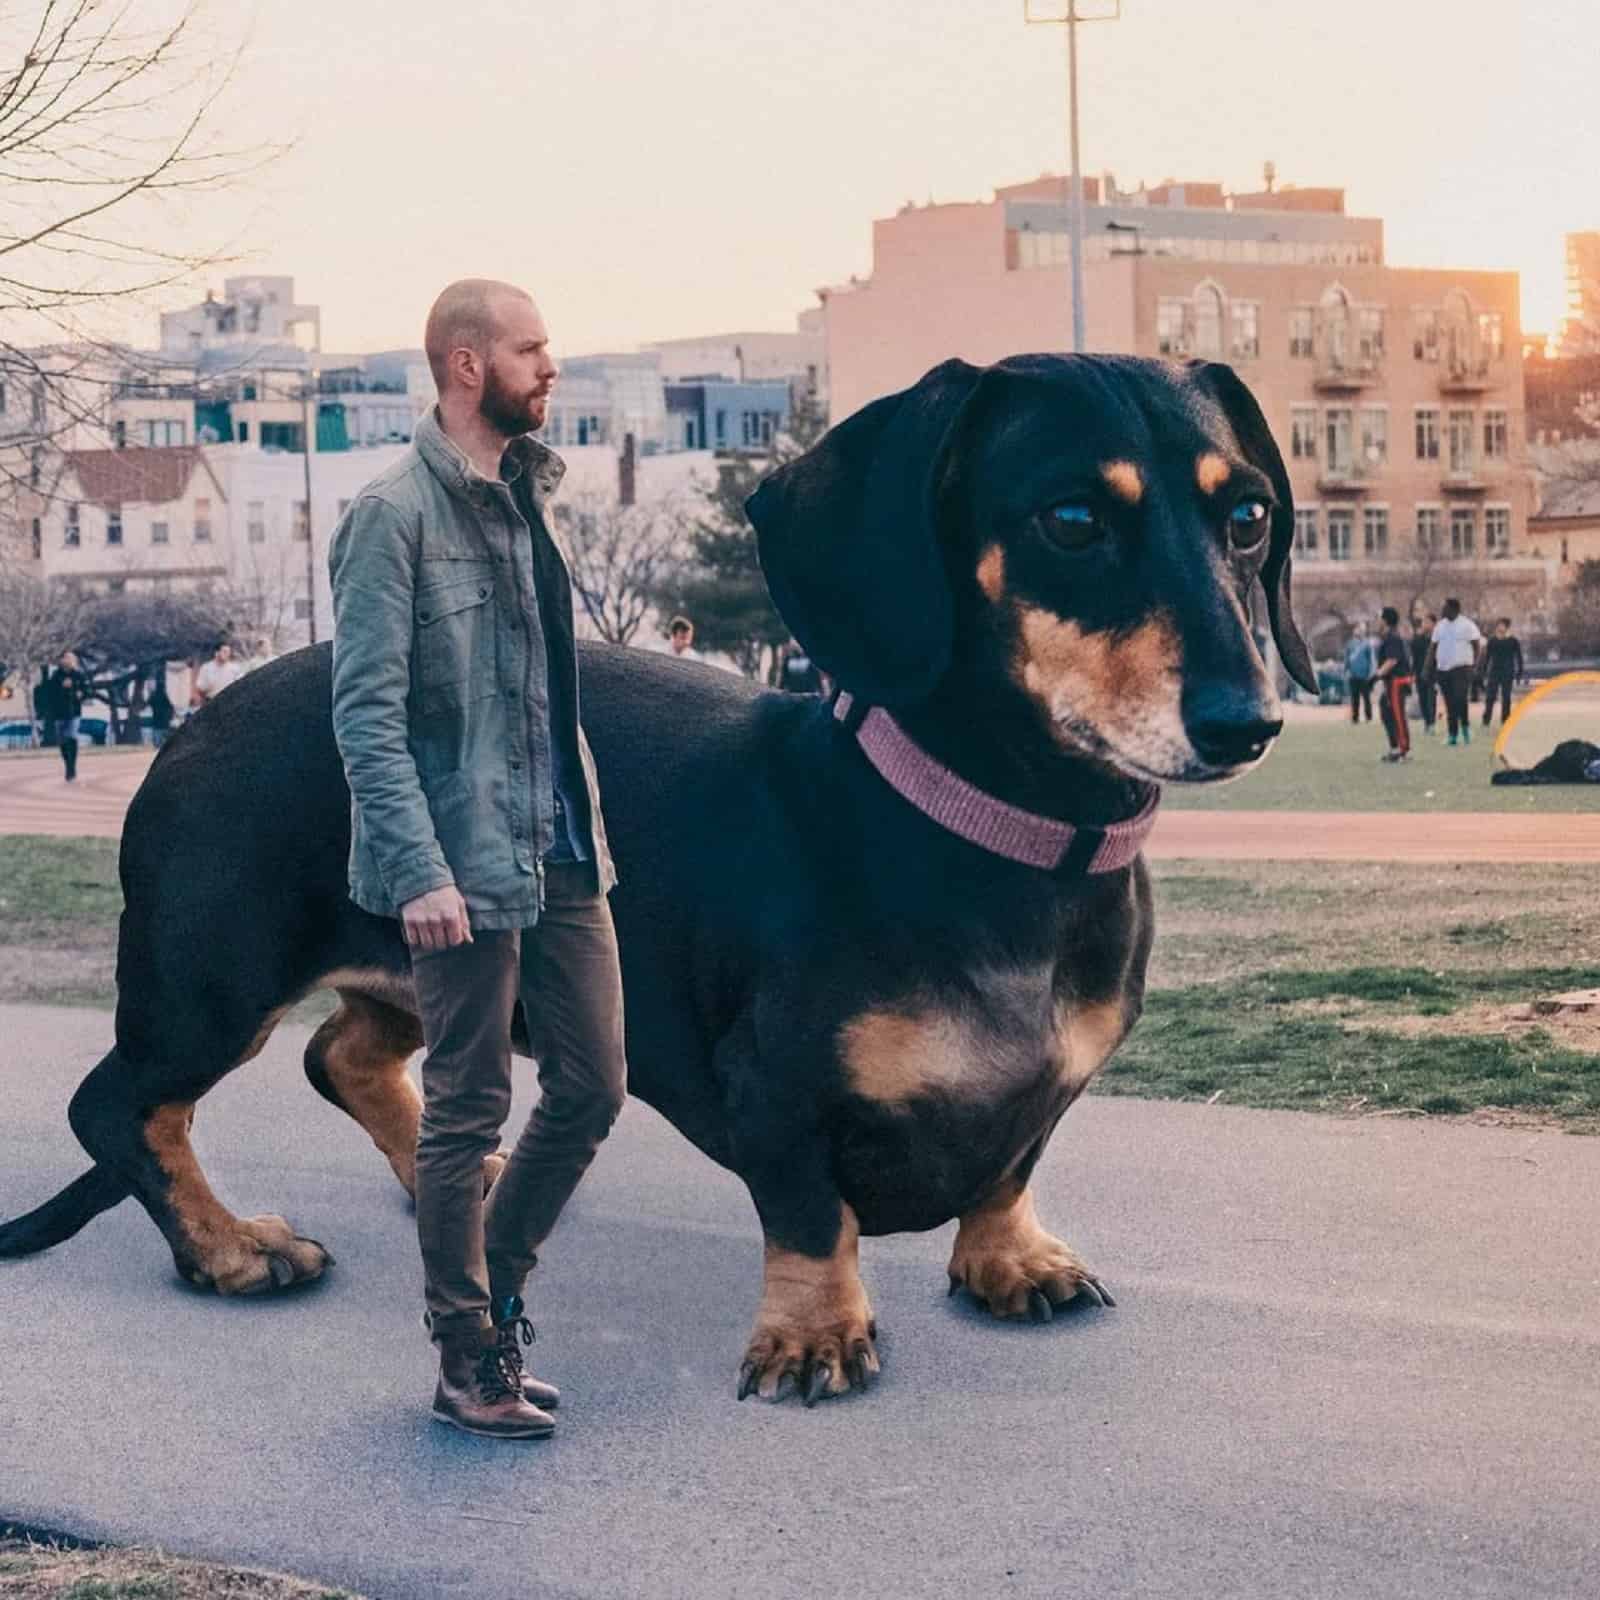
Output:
top-left (1228, 499), bottom-right (1271, 550)
top-left (1041, 503), bottom-right (1104, 550)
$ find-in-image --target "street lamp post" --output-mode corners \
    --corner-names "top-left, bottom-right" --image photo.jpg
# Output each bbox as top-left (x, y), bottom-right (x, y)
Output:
top-left (1024, 0), bottom-right (1121, 353)
top-left (300, 371), bottom-right (318, 644)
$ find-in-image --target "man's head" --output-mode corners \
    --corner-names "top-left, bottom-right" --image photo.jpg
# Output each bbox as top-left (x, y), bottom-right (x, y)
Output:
top-left (215, 643), bottom-right (233, 664)
top-left (424, 279), bottom-right (557, 439)
top-left (1352, 620), bottom-right (1367, 639)
top-left (668, 616), bottom-right (694, 654)
top-left (59, 650), bottom-right (78, 670)
top-left (1381, 606), bottom-right (1399, 633)
top-left (1495, 617), bottom-right (1511, 637)
top-left (1442, 597), bottom-right (1462, 621)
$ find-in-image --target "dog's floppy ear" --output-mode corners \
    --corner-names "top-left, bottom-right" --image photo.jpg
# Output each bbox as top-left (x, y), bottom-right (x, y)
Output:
top-left (746, 358), bottom-right (985, 709)
top-left (1190, 361), bottom-right (1318, 693)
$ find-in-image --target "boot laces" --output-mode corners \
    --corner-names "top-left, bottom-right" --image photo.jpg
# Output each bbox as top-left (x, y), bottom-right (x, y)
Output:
top-left (494, 1315), bottom-right (536, 1380)
top-left (474, 1342), bottom-right (522, 1403)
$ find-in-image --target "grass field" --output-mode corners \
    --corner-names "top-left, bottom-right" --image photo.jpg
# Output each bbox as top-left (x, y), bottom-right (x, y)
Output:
top-left (5, 837), bottom-right (1597, 1126)
top-left (1163, 685), bottom-right (1600, 813)
top-left (0, 1534), bottom-right (361, 1598)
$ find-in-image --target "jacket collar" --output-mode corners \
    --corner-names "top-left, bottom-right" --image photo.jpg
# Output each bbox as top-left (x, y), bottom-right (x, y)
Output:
top-left (833, 690), bottom-right (1161, 876)
top-left (414, 407), bottom-right (566, 506)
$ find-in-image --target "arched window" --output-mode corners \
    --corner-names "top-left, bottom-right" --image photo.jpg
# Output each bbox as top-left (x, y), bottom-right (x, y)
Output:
top-left (1193, 284), bottom-right (1224, 357)
top-left (1443, 289), bottom-right (1475, 373)
top-left (1320, 285), bottom-right (1352, 369)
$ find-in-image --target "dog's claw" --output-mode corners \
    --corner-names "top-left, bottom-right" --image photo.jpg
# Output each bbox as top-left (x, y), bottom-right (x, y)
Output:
top-left (736, 1362), bottom-right (759, 1401)
top-left (947, 1275), bottom-right (960, 1297)
top-left (1027, 1288), bottom-right (1053, 1323)
top-left (266, 1253), bottom-right (295, 1289)
top-left (1079, 1276), bottom-right (1113, 1308)
top-left (803, 1365), bottom-right (830, 1408)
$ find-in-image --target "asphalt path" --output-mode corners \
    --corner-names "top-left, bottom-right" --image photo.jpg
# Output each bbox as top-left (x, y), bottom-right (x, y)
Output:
top-left (3, 1005), bottom-right (1599, 1598)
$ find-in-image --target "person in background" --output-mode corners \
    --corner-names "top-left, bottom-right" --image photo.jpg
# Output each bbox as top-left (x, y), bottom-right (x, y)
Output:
top-left (190, 642), bottom-right (245, 708)
top-left (1424, 597), bottom-right (1483, 747)
top-left (45, 649), bottom-right (91, 782)
top-left (1343, 622), bottom-right (1376, 723)
top-left (1409, 611), bottom-right (1437, 735)
top-left (778, 639), bottom-right (825, 696)
top-left (1480, 618), bottom-right (1524, 729)
top-left (1374, 607), bottom-right (1413, 763)
top-left (147, 676), bottom-right (175, 748)
top-left (667, 616), bottom-right (702, 662)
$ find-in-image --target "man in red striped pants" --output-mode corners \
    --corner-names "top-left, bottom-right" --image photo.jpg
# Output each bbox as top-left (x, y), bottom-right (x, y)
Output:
top-left (1375, 606), bottom-right (1412, 763)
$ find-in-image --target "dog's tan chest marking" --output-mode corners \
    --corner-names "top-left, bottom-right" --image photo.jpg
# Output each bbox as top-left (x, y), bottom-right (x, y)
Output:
top-left (976, 543), bottom-right (1007, 602)
top-left (1101, 460), bottom-right (1144, 505)
top-left (1195, 451), bottom-right (1232, 494)
top-left (840, 968), bottom-right (1125, 1107)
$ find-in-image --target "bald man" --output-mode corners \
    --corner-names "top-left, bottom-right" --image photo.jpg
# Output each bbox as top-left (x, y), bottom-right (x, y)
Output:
top-left (329, 281), bottom-right (624, 1441)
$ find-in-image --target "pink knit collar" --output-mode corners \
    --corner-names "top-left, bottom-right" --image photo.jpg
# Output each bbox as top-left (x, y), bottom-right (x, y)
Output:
top-left (833, 691), bottom-right (1160, 874)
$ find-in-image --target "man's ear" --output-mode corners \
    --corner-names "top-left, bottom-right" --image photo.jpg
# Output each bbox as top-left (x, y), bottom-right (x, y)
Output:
top-left (745, 359), bottom-right (985, 709)
top-left (1189, 361), bottom-right (1318, 693)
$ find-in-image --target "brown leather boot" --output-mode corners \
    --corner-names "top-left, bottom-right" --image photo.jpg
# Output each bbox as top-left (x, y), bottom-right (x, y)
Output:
top-left (431, 1321), bottom-right (555, 1440)
top-left (492, 1295), bottom-right (561, 1412)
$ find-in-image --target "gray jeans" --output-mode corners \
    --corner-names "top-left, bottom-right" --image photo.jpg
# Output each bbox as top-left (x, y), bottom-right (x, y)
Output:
top-left (410, 862), bottom-right (626, 1336)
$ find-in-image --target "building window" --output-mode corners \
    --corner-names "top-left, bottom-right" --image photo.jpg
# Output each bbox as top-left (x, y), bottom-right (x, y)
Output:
top-left (714, 409), bottom-right (727, 447)
top-left (29, 446), bottom-right (41, 488)
top-left (1484, 504), bottom-right (1511, 556)
top-left (1415, 408), bottom-right (1440, 461)
top-left (1357, 307), bottom-right (1385, 363)
top-left (1231, 301), bottom-right (1260, 359)
top-left (1362, 505), bottom-right (1389, 558)
top-left (1415, 505), bottom-right (1442, 551)
top-left (31, 517), bottom-right (41, 559)
top-left (1562, 536), bottom-right (1570, 563)
top-left (1293, 507), bottom-right (1320, 556)
top-left (293, 499), bottom-right (309, 540)
top-left (113, 419), bottom-right (126, 449)
top-left (65, 503), bottom-right (80, 547)
top-left (1327, 509), bottom-right (1353, 561)
top-left (1290, 406), bottom-right (1317, 461)
top-left (238, 421), bottom-right (249, 443)
top-left (1483, 409), bottom-right (1508, 460)
top-left (1288, 306), bottom-right (1314, 360)
top-left (151, 520), bottom-right (169, 545)
top-left (247, 500), bottom-right (266, 543)
top-left (1450, 507), bottom-right (1476, 557)
top-left (107, 506), bottom-right (123, 545)
top-left (1324, 407), bottom-right (1354, 475)
top-left (1359, 407), bottom-right (1388, 469)
top-left (1413, 311), bottom-right (1441, 362)
top-left (143, 419), bottom-right (186, 446)
top-left (1193, 286), bottom-right (1224, 358)
top-left (1447, 409), bottom-right (1475, 475)
top-left (30, 385), bottom-right (46, 425)
top-left (195, 497), bottom-right (212, 542)
top-left (1157, 298), bottom-right (1188, 355)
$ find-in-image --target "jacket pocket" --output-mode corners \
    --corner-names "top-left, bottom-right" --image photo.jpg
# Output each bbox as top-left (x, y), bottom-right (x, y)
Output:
top-left (415, 571), bottom-right (496, 715)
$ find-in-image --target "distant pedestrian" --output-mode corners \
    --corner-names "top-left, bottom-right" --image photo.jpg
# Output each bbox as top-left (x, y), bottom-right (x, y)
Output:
top-left (148, 678), bottom-right (175, 748)
top-left (667, 615), bottom-right (703, 663)
top-left (45, 649), bottom-right (91, 782)
top-left (778, 639), bottom-right (825, 696)
top-left (1374, 607), bottom-right (1412, 762)
top-left (1425, 597), bottom-right (1483, 746)
top-left (1343, 623), bottom-right (1376, 722)
top-left (189, 642), bottom-right (245, 709)
top-left (1480, 618), bottom-right (1524, 729)
top-left (1410, 611), bottom-right (1437, 734)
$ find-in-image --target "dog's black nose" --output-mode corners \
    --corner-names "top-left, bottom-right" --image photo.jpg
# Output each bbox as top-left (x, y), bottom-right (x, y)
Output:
top-left (1188, 714), bottom-right (1282, 768)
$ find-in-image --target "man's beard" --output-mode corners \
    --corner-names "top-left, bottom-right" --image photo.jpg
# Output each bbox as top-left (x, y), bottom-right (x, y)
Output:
top-left (479, 359), bottom-right (545, 437)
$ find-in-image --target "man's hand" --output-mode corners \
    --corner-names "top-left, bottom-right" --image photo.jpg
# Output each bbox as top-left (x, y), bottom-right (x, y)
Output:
top-left (401, 884), bottom-right (473, 952)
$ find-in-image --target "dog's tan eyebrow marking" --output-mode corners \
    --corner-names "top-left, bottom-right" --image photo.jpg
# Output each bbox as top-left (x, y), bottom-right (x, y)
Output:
top-left (1195, 452), bottom-right (1232, 494)
top-left (976, 543), bottom-right (1006, 602)
top-left (1100, 461), bottom-right (1144, 505)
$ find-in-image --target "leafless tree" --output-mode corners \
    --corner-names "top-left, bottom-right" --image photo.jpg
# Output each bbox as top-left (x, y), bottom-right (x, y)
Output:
top-left (552, 488), bottom-right (695, 646)
top-left (0, 2), bottom-right (284, 517)
top-left (0, 563), bottom-right (91, 728)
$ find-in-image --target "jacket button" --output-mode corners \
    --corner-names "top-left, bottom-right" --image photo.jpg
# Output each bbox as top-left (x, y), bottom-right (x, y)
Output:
top-left (419, 609), bottom-right (431, 621)
top-left (479, 586), bottom-right (489, 598)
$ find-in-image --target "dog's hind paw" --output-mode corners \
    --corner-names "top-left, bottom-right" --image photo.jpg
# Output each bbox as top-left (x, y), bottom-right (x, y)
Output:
top-left (179, 1214), bottom-right (333, 1296)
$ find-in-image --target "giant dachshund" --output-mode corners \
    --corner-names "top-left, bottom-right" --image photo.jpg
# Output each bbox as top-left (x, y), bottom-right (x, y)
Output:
top-left (0, 355), bottom-right (1314, 1404)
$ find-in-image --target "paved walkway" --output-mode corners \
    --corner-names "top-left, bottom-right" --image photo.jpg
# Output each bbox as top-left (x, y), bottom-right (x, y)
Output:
top-left (5, 747), bottom-right (1600, 862)
top-left (4, 1004), bottom-right (1599, 1599)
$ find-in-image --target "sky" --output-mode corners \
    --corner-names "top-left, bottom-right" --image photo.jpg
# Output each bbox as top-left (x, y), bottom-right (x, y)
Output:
top-left (132, 0), bottom-right (1600, 355)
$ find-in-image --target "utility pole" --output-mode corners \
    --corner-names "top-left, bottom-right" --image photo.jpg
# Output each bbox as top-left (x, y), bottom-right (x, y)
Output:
top-left (1024, 1), bottom-right (1121, 353)
top-left (300, 370), bottom-right (318, 644)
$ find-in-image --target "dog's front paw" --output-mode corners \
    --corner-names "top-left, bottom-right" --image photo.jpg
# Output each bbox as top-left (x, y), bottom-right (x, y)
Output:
top-left (947, 1186), bottom-right (1112, 1321)
top-left (737, 1211), bottom-right (879, 1405)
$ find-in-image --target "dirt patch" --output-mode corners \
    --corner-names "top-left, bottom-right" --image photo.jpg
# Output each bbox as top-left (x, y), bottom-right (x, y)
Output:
top-left (0, 944), bottom-right (114, 1007)
top-left (0, 1535), bottom-right (363, 1597)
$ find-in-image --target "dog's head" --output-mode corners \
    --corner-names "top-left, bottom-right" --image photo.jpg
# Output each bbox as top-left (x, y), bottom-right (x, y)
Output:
top-left (747, 355), bottom-right (1316, 784)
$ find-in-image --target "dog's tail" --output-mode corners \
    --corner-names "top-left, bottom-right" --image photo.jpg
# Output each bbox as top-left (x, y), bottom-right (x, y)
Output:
top-left (0, 1165), bottom-right (130, 1258)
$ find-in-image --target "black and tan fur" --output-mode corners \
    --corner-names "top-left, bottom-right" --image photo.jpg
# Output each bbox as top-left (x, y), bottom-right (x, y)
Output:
top-left (0, 355), bottom-right (1314, 1404)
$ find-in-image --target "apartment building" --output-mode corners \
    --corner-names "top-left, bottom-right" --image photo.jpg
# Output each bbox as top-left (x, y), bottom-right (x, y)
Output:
top-left (822, 176), bottom-right (1539, 646)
